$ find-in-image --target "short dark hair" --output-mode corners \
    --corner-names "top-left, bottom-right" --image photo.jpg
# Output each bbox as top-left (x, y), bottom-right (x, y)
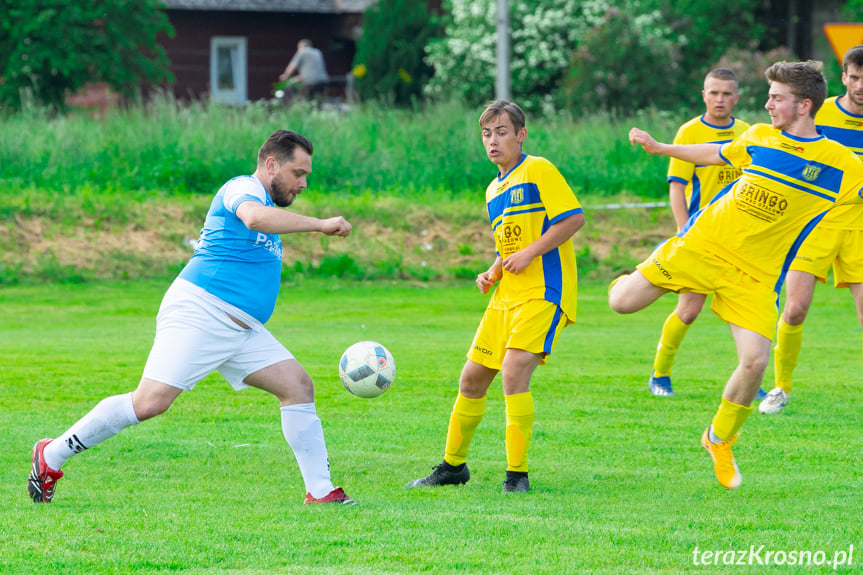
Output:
top-left (764, 60), bottom-right (827, 118)
top-left (479, 100), bottom-right (526, 132)
top-left (257, 130), bottom-right (313, 165)
top-left (843, 45), bottom-right (863, 72)
top-left (705, 68), bottom-right (739, 89)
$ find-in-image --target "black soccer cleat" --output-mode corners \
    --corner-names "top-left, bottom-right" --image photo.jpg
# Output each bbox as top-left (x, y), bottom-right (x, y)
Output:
top-left (405, 461), bottom-right (469, 488)
top-left (502, 470), bottom-right (529, 493)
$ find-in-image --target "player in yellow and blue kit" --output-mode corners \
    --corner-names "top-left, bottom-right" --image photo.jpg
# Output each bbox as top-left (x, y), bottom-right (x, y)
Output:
top-left (649, 68), bottom-right (750, 397)
top-left (406, 100), bottom-right (584, 493)
top-left (763, 45), bottom-right (863, 414)
top-left (610, 61), bottom-right (863, 490)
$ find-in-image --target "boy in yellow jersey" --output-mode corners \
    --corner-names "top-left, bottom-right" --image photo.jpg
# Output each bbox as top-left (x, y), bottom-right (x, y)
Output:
top-left (610, 61), bottom-right (863, 490)
top-left (763, 45), bottom-right (863, 414)
top-left (649, 68), bottom-right (751, 397)
top-left (405, 100), bottom-right (585, 493)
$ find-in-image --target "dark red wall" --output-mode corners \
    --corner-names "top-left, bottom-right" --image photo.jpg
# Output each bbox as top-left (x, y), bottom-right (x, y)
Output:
top-left (161, 10), bottom-right (360, 101)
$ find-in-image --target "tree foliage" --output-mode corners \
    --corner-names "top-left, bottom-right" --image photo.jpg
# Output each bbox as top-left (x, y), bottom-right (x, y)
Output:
top-left (352, 0), bottom-right (442, 107)
top-left (0, 0), bottom-right (174, 111)
top-left (425, 0), bottom-right (583, 114)
top-left (426, 0), bottom-right (773, 115)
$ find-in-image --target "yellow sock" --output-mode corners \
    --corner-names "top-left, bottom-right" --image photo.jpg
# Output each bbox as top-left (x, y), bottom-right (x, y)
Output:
top-left (653, 312), bottom-right (691, 377)
top-left (711, 397), bottom-right (752, 442)
top-left (443, 393), bottom-right (486, 466)
top-left (504, 392), bottom-right (534, 472)
top-left (774, 318), bottom-right (803, 393)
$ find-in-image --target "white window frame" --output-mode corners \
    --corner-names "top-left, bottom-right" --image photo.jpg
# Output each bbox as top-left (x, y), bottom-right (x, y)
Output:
top-left (210, 36), bottom-right (247, 105)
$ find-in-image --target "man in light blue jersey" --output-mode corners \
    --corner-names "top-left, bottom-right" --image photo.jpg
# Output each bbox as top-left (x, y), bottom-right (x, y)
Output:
top-left (28, 130), bottom-right (357, 505)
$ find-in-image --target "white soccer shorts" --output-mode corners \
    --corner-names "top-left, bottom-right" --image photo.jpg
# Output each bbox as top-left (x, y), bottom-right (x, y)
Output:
top-left (142, 279), bottom-right (293, 391)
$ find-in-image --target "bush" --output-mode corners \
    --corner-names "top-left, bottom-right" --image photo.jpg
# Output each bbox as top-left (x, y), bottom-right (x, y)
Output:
top-left (352, 0), bottom-right (442, 107)
top-left (714, 44), bottom-right (795, 112)
top-left (558, 7), bottom-right (684, 114)
top-left (0, 0), bottom-right (173, 111)
top-left (425, 0), bottom-right (583, 114)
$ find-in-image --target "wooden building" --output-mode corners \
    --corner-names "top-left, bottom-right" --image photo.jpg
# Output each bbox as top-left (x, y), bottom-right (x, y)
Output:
top-left (161, 0), bottom-right (379, 104)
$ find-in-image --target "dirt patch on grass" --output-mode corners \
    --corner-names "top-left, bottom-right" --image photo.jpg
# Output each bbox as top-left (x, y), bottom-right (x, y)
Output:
top-left (2, 200), bottom-right (675, 283)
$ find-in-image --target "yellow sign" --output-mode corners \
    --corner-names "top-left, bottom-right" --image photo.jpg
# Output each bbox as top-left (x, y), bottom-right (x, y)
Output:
top-left (824, 23), bottom-right (863, 65)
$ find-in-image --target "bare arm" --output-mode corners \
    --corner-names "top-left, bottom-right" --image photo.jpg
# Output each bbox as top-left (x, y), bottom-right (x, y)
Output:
top-left (668, 181), bottom-right (689, 230)
top-left (236, 201), bottom-right (351, 237)
top-left (502, 212), bottom-right (585, 275)
top-left (477, 256), bottom-right (503, 294)
top-left (629, 127), bottom-right (724, 166)
top-left (279, 63), bottom-right (297, 82)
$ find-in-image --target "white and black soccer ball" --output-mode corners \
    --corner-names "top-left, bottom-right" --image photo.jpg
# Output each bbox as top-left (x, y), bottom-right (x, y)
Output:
top-left (339, 341), bottom-right (395, 398)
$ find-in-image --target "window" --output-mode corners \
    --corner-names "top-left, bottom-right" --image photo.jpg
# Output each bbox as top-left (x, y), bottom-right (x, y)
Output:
top-left (210, 37), bottom-right (247, 105)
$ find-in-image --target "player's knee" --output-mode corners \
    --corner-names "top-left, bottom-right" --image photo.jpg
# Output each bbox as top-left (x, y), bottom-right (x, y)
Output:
top-left (608, 288), bottom-right (632, 314)
top-left (132, 396), bottom-right (172, 421)
top-left (278, 372), bottom-right (315, 404)
top-left (783, 298), bottom-right (810, 325)
top-left (676, 309), bottom-right (700, 324)
top-left (740, 354), bottom-right (768, 377)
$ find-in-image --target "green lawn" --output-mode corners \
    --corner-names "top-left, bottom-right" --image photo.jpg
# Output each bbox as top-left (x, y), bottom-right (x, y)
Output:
top-left (1, 279), bottom-right (860, 574)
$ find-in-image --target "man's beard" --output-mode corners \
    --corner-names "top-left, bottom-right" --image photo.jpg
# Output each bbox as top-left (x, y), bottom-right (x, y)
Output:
top-left (271, 177), bottom-right (296, 207)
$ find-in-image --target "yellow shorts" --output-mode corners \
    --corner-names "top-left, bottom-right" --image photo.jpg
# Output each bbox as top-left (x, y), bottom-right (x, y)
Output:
top-left (466, 299), bottom-right (570, 371)
top-left (637, 237), bottom-right (778, 340)
top-left (789, 227), bottom-right (863, 288)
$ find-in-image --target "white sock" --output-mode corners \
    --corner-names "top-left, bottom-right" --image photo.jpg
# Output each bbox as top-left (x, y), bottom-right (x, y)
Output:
top-left (43, 392), bottom-right (140, 471)
top-left (280, 403), bottom-right (334, 499)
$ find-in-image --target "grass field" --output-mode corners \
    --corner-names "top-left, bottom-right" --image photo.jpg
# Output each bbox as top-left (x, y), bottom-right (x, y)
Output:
top-left (2, 279), bottom-right (861, 574)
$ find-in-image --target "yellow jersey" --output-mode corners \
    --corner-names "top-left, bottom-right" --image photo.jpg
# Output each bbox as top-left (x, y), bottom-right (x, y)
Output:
top-left (814, 96), bottom-right (863, 230)
top-left (681, 124), bottom-right (863, 292)
top-left (668, 115), bottom-right (750, 217)
top-left (486, 154), bottom-right (583, 320)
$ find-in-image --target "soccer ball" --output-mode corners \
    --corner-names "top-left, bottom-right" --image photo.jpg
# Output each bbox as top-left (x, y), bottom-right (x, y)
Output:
top-left (339, 341), bottom-right (396, 398)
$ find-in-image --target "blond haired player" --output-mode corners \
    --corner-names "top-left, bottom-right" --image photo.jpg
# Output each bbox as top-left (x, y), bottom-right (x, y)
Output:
top-left (611, 61), bottom-right (863, 489)
top-left (649, 68), bottom-right (751, 397)
top-left (406, 100), bottom-right (584, 493)
top-left (763, 45), bottom-right (863, 414)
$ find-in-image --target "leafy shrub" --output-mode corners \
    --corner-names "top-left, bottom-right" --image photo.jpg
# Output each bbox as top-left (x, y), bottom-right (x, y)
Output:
top-left (714, 44), bottom-right (795, 112)
top-left (425, 0), bottom-right (583, 113)
top-left (557, 6), bottom-right (684, 114)
top-left (0, 0), bottom-right (173, 111)
top-left (353, 0), bottom-right (442, 106)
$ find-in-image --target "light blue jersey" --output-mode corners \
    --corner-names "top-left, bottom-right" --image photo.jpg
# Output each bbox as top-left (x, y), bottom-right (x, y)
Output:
top-left (179, 175), bottom-right (283, 323)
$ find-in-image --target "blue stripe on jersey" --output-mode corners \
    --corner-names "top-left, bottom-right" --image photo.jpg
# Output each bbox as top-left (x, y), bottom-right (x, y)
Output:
top-left (668, 175), bottom-right (688, 185)
top-left (689, 176), bottom-right (702, 217)
top-left (540, 215), bottom-right (563, 305)
top-left (543, 306), bottom-right (564, 354)
top-left (747, 146), bottom-right (844, 195)
top-left (488, 182), bottom-right (541, 226)
top-left (549, 207), bottom-right (583, 225)
top-left (502, 204), bottom-right (545, 219)
top-left (818, 125), bottom-right (863, 153)
top-left (775, 210), bottom-right (829, 293)
top-left (744, 168), bottom-right (837, 202)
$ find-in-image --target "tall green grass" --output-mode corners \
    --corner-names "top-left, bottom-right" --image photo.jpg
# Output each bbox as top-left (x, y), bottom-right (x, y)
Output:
top-left (0, 97), bottom-right (681, 200)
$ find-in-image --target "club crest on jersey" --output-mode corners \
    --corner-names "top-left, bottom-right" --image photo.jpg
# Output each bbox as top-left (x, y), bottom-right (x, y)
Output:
top-left (801, 164), bottom-right (821, 182)
top-left (510, 187), bottom-right (523, 204)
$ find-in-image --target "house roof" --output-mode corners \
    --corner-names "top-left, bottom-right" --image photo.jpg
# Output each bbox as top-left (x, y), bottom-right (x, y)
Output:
top-left (163, 0), bottom-right (377, 13)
